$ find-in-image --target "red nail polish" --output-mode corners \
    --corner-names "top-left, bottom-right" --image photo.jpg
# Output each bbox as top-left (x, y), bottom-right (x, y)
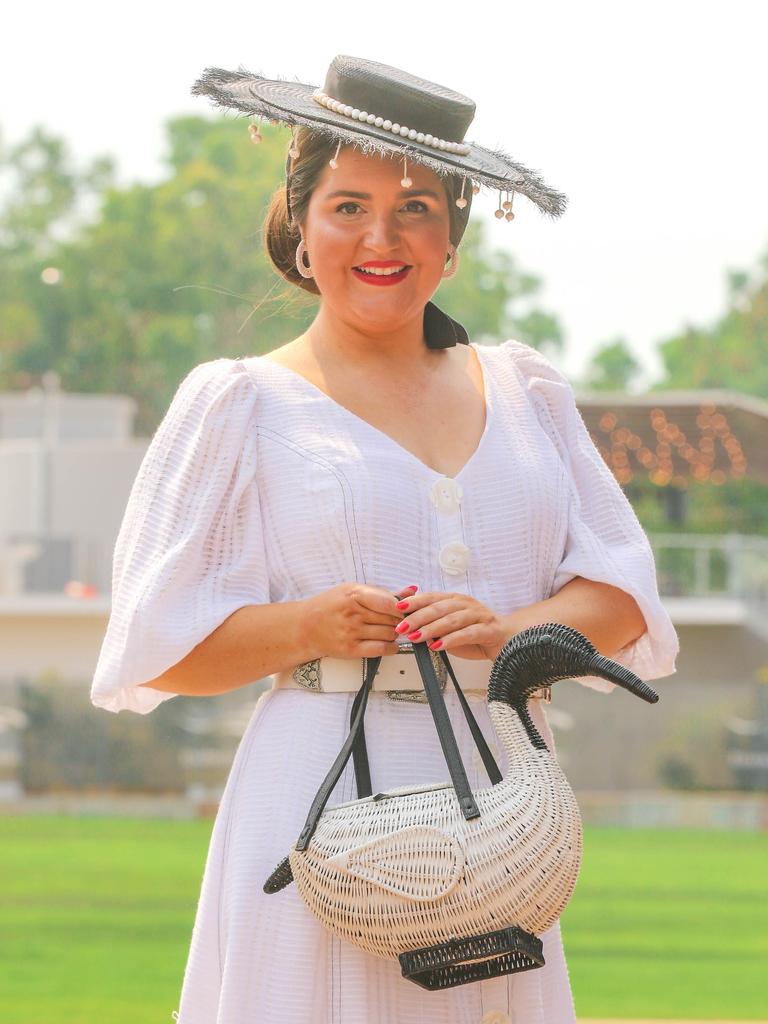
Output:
top-left (396, 600), bottom-right (409, 610)
top-left (406, 585), bottom-right (419, 591)
top-left (407, 630), bottom-right (422, 640)
top-left (395, 621), bottom-right (410, 634)
top-left (428, 640), bottom-right (443, 650)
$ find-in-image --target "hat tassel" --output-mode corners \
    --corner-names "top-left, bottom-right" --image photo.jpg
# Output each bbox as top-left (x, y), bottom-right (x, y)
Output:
top-left (495, 190), bottom-right (516, 222)
top-left (401, 155), bottom-right (412, 189)
top-left (329, 140), bottom-right (342, 169)
top-left (455, 176), bottom-right (468, 210)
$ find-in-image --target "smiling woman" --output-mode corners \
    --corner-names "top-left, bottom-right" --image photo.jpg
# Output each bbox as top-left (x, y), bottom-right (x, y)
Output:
top-left (88, 53), bottom-right (678, 1024)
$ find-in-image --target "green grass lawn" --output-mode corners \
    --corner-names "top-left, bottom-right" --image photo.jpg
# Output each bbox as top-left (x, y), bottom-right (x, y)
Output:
top-left (0, 816), bottom-right (766, 1022)
top-left (561, 827), bottom-right (768, 1020)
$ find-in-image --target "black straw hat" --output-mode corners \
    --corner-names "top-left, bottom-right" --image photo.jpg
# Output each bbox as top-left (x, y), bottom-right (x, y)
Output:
top-left (192, 54), bottom-right (567, 217)
top-left (191, 55), bottom-right (568, 347)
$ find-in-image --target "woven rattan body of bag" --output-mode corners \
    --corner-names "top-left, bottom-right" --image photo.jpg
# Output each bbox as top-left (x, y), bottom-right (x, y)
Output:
top-left (264, 622), bottom-right (659, 990)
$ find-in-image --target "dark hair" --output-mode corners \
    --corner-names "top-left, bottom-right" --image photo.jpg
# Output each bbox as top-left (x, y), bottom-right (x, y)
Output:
top-left (263, 125), bottom-right (472, 296)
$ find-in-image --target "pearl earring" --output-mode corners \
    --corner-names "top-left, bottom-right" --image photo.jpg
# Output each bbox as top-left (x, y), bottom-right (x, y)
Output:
top-left (329, 140), bottom-right (342, 169)
top-left (455, 176), bottom-right (467, 210)
top-left (401, 155), bottom-right (412, 188)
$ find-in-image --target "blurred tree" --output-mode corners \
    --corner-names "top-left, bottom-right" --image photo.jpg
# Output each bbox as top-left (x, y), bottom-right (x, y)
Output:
top-left (0, 125), bottom-right (114, 381)
top-left (582, 336), bottom-right (641, 391)
top-left (0, 124), bottom-right (114, 263)
top-left (0, 116), bottom-right (563, 431)
top-left (645, 250), bottom-right (768, 532)
top-left (653, 248), bottom-right (768, 398)
top-left (18, 678), bottom-right (185, 793)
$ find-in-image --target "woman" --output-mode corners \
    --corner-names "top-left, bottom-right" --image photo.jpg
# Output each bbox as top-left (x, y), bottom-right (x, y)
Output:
top-left (90, 56), bottom-right (679, 1024)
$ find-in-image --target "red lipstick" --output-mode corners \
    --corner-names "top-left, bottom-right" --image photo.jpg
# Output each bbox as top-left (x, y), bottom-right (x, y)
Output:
top-left (352, 260), bottom-right (412, 286)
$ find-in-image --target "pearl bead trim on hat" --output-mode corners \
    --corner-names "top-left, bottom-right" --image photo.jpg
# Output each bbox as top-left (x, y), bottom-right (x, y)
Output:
top-left (312, 88), bottom-right (472, 156)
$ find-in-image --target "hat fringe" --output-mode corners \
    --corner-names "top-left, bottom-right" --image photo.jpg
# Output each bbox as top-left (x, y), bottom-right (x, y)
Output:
top-left (191, 66), bottom-right (568, 220)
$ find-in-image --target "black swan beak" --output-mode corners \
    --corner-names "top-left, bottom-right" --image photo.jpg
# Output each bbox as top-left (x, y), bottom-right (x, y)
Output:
top-left (583, 652), bottom-right (659, 703)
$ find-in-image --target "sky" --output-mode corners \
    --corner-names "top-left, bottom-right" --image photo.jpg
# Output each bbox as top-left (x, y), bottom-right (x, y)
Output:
top-left (3, 0), bottom-right (766, 384)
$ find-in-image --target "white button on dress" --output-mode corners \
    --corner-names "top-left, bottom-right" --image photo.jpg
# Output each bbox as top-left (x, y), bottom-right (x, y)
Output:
top-left (429, 475), bottom-right (464, 515)
top-left (431, 477), bottom-right (470, 578)
top-left (438, 539), bottom-right (471, 575)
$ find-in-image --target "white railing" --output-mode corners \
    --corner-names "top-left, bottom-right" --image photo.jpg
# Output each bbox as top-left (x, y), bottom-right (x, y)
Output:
top-left (648, 533), bottom-right (768, 621)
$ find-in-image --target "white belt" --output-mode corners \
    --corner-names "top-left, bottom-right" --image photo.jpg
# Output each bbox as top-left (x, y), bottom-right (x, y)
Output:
top-left (271, 642), bottom-right (552, 703)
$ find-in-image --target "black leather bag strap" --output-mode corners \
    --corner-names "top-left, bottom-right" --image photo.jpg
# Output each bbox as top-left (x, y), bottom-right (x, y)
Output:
top-left (439, 649), bottom-right (503, 785)
top-left (349, 670), bottom-right (372, 798)
top-left (349, 649), bottom-right (502, 798)
top-left (413, 641), bottom-right (481, 820)
top-left (295, 655), bottom-right (381, 851)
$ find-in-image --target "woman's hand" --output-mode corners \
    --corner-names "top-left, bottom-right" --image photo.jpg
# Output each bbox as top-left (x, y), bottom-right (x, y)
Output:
top-left (392, 590), bottom-right (513, 661)
top-left (374, 577), bottom-right (647, 667)
top-left (303, 582), bottom-right (420, 660)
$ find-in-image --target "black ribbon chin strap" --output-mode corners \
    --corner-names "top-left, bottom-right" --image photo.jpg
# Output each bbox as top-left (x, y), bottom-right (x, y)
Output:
top-left (423, 300), bottom-right (469, 348)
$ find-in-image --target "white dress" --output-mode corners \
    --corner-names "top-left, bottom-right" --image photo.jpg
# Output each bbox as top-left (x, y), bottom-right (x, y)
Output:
top-left (90, 338), bottom-right (679, 1024)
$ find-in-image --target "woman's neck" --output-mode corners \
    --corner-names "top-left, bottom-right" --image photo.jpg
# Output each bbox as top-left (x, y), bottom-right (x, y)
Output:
top-left (302, 305), bottom-right (434, 373)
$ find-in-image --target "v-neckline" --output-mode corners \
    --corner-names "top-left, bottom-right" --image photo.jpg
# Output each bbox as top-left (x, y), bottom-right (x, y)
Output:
top-left (253, 342), bottom-right (494, 481)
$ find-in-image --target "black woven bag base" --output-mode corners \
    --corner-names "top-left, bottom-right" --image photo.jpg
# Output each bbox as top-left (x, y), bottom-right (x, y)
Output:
top-left (399, 924), bottom-right (545, 991)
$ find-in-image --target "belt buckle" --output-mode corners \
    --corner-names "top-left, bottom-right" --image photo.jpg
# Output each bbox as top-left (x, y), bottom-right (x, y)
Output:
top-left (292, 658), bottom-right (323, 691)
top-left (387, 643), bottom-right (447, 703)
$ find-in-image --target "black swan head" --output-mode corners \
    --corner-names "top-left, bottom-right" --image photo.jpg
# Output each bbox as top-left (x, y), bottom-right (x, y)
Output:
top-left (488, 622), bottom-right (660, 708)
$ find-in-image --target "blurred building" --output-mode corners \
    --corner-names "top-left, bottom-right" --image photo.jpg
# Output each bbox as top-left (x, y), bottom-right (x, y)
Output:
top-left (554, 390), bottom-right (768, 796)
top-left (0, 371), bottom-right (140, 680)
top-left (0, 372), bottom-right (767, 807)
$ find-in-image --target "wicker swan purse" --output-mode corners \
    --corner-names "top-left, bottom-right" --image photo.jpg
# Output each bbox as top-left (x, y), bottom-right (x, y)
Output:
top-left (264, 622), bottom-right (659, 990)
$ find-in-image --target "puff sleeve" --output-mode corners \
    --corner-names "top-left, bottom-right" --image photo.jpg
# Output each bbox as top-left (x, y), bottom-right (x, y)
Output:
top-left (505, 339), bottom-right (679, 693)
top-left (90, 357), bottom-right (269, 714)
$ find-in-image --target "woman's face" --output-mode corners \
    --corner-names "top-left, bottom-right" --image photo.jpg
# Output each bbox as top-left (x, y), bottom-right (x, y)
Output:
top-left (300, 147), bottom-right (452, 333)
